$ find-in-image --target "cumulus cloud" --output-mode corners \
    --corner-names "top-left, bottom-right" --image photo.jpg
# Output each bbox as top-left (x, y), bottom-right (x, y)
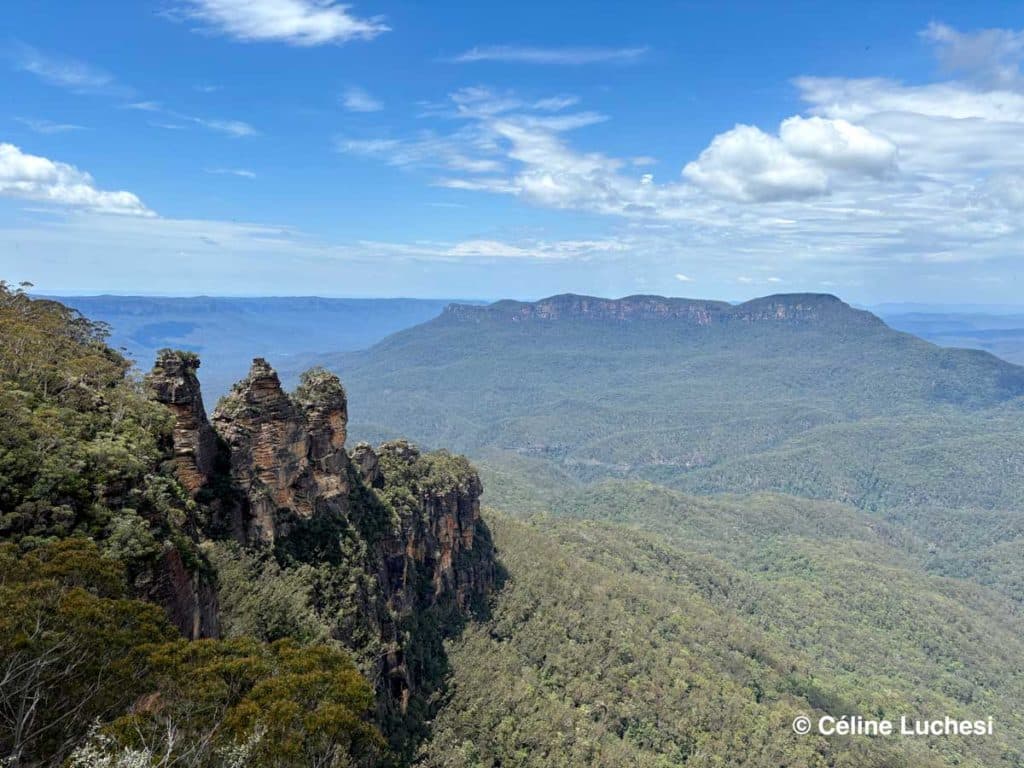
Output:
top-left (13, 20), bottom-right (1023, 298)
top-left (325, 21), bottom-right (1024, 284)
top-left (682, 124), bottom-right (829, 202)
top-left (0, 143), bottom-right (151, 216)
top-left (342, 86), bottom-right (383, 112)
top-left (778, 116), bottom-right (896, 174)
top-left (681, 117), bottom-right (895, 202)
top-left (178, 0), bottom-right (389, 45)
top-left (451, 45), bottom-right (648, 65)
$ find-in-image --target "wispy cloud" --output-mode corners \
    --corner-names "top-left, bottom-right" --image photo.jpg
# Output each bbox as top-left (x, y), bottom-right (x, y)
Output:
top-left (205, 167), bottom-right (257, 178)
top-left (0, 142), bottom-right (151, 216)
top-left (14, 117), bottom-right (86, 134)
top-left (336, 86), bottom-right (603, 177)
top-left (360, 237), bottom-right (630, 262)
top-left (10, 43), bottom-right (129, 96)
top-left (127, 101), bottom-right (257, 137)
top-left (451, 44), bottom-right (648, 65)
top-left (674, 273), bottom-right (693, 282)
top-left (921, 21), bottom-right (1024, 88)
top-left (342, 22), bottom-right (1024, 285)
top-left (176, 0), bottom-right (389, 46)
top-left (342, 86), bottom-right (383, 113)
top-left (191, 117), bottom-right (257, 137)
top-left (126, 100), bottom-right (162, 112)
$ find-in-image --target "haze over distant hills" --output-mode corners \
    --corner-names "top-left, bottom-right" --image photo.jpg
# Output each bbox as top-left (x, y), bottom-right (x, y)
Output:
top-left (51, 295), bottom-right (461, 401)
top-left (880, 309), bottom-right (1024, 366)
top-left (50, 294), bottom-right (1024, 400)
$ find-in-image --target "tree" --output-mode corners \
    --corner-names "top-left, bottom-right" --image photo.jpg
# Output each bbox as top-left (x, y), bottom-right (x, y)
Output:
top-left (0, 539), bottom-right (174, 766)
top-left (108, 638), bottom-right (388, 768)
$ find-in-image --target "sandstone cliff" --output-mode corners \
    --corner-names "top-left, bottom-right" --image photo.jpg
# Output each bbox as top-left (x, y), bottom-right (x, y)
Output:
top-left (149, 350), bottom-right (218, 493)
top-left (444, 292), bottom-right (883, 327)
top-left (148, 353), bottom-right (495, 719)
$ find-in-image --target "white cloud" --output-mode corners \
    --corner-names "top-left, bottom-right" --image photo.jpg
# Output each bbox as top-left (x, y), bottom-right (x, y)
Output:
top-left (178, 0), bottom-right (389, 45)
top-left (451, 45), bottom-right (648, 65)
top-left (778, 116), bottom-right (896, 175)
top-left (14, 117), bottom-right (86, 134)
top-left (0, 143), bottom-right (151, 216)
top-left (327, 236), bottom-right (630, 263)
top-left (674, 273), bottom-right (693, 282)
top-left (14, 21), bottom-right (1024, 300)
top-left (191, 117), bottom-right (258, 137)
top-left (127, 101), bottom-right (257, 137)
top-left (324, 22), bottom-right (1024, 286)
top-left (126, 101), bottom-right (162, 112)
top-left (794, 75), bottom-right (1024, 123)
top-left (681, 117), bottom-right (895, 202)
top-left (11, 44), bottom-right (128, 96)
top-left (337, 128), bottom-right (506, 174)
top-left (922, 21), bottom-right (1024, 88)
top-left (205, 167), bottom-right (257, 178)
top-left (342, 86), bottom-right (383, 113)
top-left (682, 124), bottom-right (829, 202)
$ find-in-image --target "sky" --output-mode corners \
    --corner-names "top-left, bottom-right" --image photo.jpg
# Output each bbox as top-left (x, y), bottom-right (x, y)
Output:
top-left (3, 0), bottom-right (1024, 304)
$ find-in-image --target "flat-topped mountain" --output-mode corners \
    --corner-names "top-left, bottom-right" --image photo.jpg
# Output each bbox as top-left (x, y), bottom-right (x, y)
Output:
top-left (443, 292), bottom-right (881, 327)
top-left (305, 292), bottom-right (1024, 602)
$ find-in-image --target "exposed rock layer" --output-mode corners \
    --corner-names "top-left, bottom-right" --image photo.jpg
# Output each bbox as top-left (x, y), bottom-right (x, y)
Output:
top-left (148, 350), bottom-right (218, 493)
top-left (444, 292), bottom-right (881, 327)
top-left (148, 355), bottom-right (494, 713)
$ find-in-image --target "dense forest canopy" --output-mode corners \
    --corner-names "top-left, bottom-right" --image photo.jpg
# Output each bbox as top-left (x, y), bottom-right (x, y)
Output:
top-left (3, 285), bottom-right (1024, 767)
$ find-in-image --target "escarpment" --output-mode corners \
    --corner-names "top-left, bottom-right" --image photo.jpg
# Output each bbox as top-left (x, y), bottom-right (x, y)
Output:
top-left (148, 352), bottom-right (495, 730)
top-left (443, 292), bottom-right (883, 327)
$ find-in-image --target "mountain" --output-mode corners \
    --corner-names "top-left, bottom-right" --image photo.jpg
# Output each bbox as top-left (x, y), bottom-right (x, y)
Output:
top-left (297, 291), bottom-right (1024, 767)
top-left (305, 293), bottom-right (1024, 599)
top-left (51, 295), bottom-right (458, 402)
top-left (7, 288), bottom-right (1024, 767)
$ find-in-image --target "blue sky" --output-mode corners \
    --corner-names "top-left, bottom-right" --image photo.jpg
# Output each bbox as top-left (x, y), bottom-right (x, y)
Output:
top-left (3, 0), bottom-right (1024, 303)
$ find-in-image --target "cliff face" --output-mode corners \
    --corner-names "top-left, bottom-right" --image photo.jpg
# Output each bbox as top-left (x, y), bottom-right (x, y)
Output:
top-left (149, 350), bottom-right (218, 494)
top-left (444, 292), bottom-right (883, 328)
top-left (209, 359), bottom-right (350, 545)
top-left (148, 354), bottom-right (495, 716)
top-left (372, 440), bottom-right (493, 615)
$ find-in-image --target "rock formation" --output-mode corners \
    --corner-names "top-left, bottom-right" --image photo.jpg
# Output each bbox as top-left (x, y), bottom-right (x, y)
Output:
top-left (147, 355), bottom-right (495, 716)
top-left (148, 350), bottom-right (218, 493)
top-left (209, 359), bottom-right (350, 544)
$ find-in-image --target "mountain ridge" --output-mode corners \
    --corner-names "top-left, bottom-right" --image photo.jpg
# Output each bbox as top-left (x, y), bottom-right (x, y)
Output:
top-left (442, 291), bottom-right (883, 327)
